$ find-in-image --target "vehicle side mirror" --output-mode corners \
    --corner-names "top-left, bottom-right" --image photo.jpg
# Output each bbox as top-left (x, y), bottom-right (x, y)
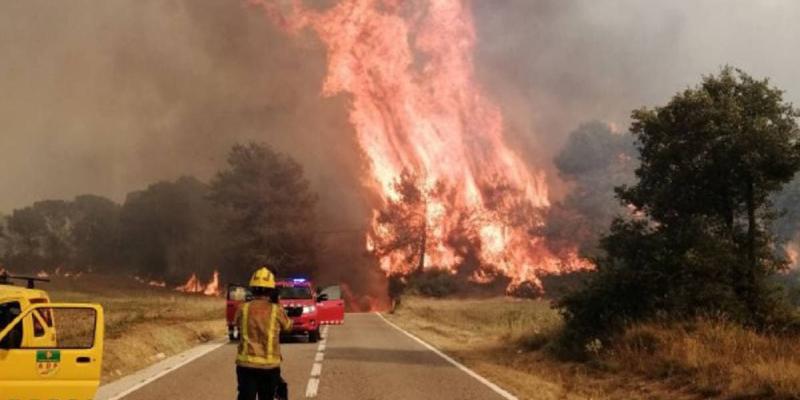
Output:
top-left (317, 294), bottom-right (329, 302)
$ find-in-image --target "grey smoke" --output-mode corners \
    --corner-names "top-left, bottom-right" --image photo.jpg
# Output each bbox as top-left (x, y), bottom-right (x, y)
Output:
top-left (473, 0), bottom-right (800, 194)
top-left (1, 0), bottom-right (799, 249)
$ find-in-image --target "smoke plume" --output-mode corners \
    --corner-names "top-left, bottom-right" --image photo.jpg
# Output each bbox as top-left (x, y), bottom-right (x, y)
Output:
top-left (2, 1), bottom-right (800, 292)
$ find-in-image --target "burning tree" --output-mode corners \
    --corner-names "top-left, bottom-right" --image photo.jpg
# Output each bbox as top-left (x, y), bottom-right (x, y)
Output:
top-left (252, 0), bottom-right (591, 291)
top-left (369, 171), bottom-right (440, 276)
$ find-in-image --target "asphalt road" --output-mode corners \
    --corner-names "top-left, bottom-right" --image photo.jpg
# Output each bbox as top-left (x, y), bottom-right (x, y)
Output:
top-left (116, 313), bottom-right (511, 400)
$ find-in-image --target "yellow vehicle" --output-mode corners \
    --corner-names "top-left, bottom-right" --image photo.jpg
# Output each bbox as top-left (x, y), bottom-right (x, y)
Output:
top-left (0, 273), bottom-right (104, 400)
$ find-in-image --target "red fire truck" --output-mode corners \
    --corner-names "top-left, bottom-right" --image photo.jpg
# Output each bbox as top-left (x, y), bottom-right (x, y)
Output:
top-left (226, 278), bottom-right (344, 342)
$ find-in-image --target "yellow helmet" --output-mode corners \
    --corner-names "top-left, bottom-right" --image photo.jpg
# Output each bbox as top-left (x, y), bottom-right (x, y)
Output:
top-left (249, 267), bottom-right (276, 289)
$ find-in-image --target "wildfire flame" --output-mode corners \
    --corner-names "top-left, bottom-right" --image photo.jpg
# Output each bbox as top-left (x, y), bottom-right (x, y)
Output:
top-left (341, 283), bottom-right (390, 312)
top-left (203, 270), bottom-right (221, 296)
top-left (252, 0), bottom-right (591, 289)
top-left (786, 242), bottom-right (800, 267)
top-left (175, 270), bottom-right (221, 296)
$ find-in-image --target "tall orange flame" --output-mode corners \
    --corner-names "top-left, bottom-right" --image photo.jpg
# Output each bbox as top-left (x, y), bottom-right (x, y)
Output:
top-left (203, 270), bottom-right (221, 296)
top-left (251, 0), bottom-right (591, 288)
top-left (175, 273), bottom-right (203, 293)
top-left (175, 270), bottom-right (221, 296)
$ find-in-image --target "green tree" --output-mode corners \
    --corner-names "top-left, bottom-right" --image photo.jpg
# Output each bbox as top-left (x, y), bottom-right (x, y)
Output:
top-left (0, 214), bottom-right (9, 265)
top-left (209, 143), bottom-right (318, 280)
top-left (561, 68), bottom-right (800, 345)
top-left (4, 200), bottom-right (74, 271)
top-left (120, 176), bottom-right (222, 281)
top-left (71, 195), bottom-right (121, 271)
top-left (771, 177), bottom-right (800, 254)
top-left (546, 121), bottom-right (636, 257)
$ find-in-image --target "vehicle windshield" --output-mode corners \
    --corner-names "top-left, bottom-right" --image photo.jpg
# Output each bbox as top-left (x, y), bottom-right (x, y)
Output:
top-left (228, 286), bottom-right (251, 302)
top-left (278, 285), bottom-right (312, 299)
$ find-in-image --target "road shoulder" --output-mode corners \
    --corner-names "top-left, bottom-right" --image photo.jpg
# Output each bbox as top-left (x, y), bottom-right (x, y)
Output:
top-left (95, 339), bottom-right (227, 400)
top-left (376, 312), bottom-right (518, 400)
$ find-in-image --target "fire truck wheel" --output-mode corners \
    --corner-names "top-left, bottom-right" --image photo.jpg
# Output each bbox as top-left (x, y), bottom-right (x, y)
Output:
top-left (308, 329), bottom-right (320, 343)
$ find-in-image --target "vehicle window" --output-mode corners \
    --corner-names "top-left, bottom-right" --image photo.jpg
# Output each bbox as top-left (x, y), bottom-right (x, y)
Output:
top-left (32, 312), bottom-right (45, 337)
top-left (228, 286), bottom-right (250, 301)
top-left (30, 299), bottom-right (53, 326)
top-left (320, 285), bottom-right (342, 300)
top-left (0, 301), bottom-right (23, 349)
top-left (278, 286), bottom-right (312, 299)
top-left (16, 307), bottom-right (97, 349)
top-left (40, 309), bottom-right (53, 326)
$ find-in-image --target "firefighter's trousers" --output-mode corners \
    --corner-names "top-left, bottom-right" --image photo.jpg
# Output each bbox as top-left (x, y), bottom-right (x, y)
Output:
top-left (236, 365), bottom-right (281, 400)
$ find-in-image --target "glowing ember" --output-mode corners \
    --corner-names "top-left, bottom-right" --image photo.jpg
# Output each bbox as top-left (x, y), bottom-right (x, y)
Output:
top-left (252, 0), bottom-right (591, 288)
top-left (786, 242), bottom-right (800, 267)
top-left (148, 280), bottom-right (167, 288)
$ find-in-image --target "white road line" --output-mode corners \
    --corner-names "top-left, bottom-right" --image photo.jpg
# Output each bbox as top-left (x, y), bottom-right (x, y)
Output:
top-left (376, 312), bottom-right (519, 400)
top-left (97, 340), bottom-right (227, 400)
top-left (310, 362), bottom-right (322, 377)
top-left (305, 378), bottom-right (320, 397)
top-left (305, 325), bottom-right (330, 398)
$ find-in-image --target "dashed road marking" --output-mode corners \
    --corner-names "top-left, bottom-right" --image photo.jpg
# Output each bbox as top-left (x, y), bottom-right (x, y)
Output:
top-left (310, 362), bottom-right (322, 377)
top-left (305, 377), bottom-right (320, 398)
top-left (305, 326), bottom-right (330, 398)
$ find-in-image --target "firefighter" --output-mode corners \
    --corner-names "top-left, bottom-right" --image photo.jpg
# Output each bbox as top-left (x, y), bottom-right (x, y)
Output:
top-left (235, 267), bottom-right (292, 400)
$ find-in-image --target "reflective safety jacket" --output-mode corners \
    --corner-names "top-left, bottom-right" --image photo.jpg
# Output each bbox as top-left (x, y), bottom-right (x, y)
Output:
top-left (235, 299), bottom-right (292, 369)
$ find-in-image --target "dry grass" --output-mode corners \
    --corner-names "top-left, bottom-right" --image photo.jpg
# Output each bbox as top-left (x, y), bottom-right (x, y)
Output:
top-left (610, 320), bottom-right (800, 399)
top-left (387, 296), bottom-right (800, 400)
top-left (43, 274), bottom-right (226, 382)
top-left (386, 296), bottom-right (627, 400)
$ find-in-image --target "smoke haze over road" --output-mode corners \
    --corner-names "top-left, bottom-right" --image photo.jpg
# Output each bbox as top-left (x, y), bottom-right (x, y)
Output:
top-left (1, 0), bottom-right (799, 220)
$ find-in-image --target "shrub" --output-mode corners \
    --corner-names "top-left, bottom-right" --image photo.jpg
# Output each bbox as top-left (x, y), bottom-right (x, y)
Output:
top-left (406, 269), bottom-right (460, 298)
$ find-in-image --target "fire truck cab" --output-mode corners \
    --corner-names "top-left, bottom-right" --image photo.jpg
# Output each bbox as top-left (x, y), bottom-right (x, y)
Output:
top-left (0, 273), bottom-right (105, 400)
top-left (226, 278), bottom-right (344, 342)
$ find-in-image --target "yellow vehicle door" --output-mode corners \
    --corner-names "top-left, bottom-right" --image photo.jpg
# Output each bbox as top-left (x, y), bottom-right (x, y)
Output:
top-left (0, 303), bottom-right (104, 400)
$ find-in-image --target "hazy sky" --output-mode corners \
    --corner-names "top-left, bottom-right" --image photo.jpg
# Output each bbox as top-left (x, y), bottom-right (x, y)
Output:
top-left (1, 0), bottom-right (799, 222)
